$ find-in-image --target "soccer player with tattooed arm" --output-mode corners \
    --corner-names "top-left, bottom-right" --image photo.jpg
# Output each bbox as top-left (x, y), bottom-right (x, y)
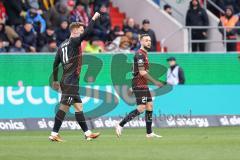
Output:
top-left (116, 34), bottom-right (164, 138)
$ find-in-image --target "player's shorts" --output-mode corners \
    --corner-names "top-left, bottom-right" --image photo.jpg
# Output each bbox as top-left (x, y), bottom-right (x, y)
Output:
top-left (133, 87), bottom-right (152, 105)
top-left (60, 83), bottom-right (82, 106)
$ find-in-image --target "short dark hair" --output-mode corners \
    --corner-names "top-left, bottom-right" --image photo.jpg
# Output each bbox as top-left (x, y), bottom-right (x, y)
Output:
top-left (14, 38), bottom-right (21, 43)
top-left (167, 57), bottom-right (176, 62)
top-left (164, 4), bottom-right (171, 10)
top-left (69, 22), bottom-right (85, 31)
top-left (142, 19), bottom-right (150, 25)
top-left (140, 34), bottom-right (150, 40)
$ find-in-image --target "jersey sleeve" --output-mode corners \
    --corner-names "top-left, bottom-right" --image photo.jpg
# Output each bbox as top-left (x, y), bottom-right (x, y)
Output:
top-left (135, 54), bottom-right (145, 68)
top-left (70, 19), bottom-right (96, 47)
top-left (53, 48), bottom-right (61, 81)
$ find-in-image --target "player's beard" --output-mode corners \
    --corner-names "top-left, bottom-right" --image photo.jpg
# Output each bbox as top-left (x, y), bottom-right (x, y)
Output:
top-left (144, 46), bottom-right (151, 51)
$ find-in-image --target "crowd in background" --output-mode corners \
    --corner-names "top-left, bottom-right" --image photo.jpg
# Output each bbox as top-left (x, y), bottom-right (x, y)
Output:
top-left (163, 0), bottom-right (240, 52)
top-left (0, 0), bottom-right (157, 53)
top-left (1, 0), bottom-right (238, 53)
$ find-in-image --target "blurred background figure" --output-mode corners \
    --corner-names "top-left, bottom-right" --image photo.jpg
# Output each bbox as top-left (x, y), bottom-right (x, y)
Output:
top-left (139, 19), bottom-right (157, 51)
top-left (108, 26), bottom-right (124, 42)
top-left (39, 0), bottom-right (56, 11)
top-left (0, 0), bottom-right (7, 23)
top-left (130, 33), bottom-right (140, 52)
top-left (9, 38), bottom-right (26, 53)
top-left (186, 0), bottom-right (209, 52)
top-left (219, 6), bottom-right (240, 52)
top-left (0, 22), bottom-right (10, 48)
top-left (164, 4), bottom-right (172, 16)
top-left (41, 38), bottom-right (57, 52)
top-left (25, 7), bottom-right (46, 33)
top-left (84, 36), bottom-right (104, 54)
top-left (3, 0), bottom-right (25, 27)
top-left (55, 18), bottom-right (70, 46)
top-left (93, 4), bottom-right (111, 42)
top-left (18, 21), bottom-right (37, 52)
top-left (37, 25), bottom-right (56, 51)
top-left (44, 1), bottom-right (69, 28)
top-left (166, 57), bottom-right (185, 85)
top-left (123, 18), bottom-right (139, 35)
top-left (0, 38), bottom-right (7, 52)
top-left (94, 0), bottom-right (110, 12)
top-left (69, 4), bottom-right (89, 26)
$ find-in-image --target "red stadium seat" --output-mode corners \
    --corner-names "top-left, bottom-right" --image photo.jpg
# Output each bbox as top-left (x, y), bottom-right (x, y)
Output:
top-left (109, 5), bottom-right (126, 30)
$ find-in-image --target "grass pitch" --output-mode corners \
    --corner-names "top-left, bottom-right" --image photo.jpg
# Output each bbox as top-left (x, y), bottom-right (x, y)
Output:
top-left (0, 127), bottom-right (240, 160)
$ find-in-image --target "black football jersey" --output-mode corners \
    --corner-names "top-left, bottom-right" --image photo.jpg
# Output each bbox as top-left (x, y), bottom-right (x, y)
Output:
top-left (53, 20), bottom-right (95, 85)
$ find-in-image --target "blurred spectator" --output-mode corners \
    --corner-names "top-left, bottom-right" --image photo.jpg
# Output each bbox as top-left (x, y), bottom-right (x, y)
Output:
top-left (164, 4), bottom-right (172, 16)
top-left (0, 0), bottom-right (7, 23)
top-left (39, 0), bottom-right (56, 11)
top-left (109, 35), bottom-right (131, 53)
top-left (18, 22), bottom-right (37, 52)
top-left (84, 37), bottom-right (103, 53)
top-left (9, 38), bottom-right (26, 53)
top-left (38, 25), bottom-right (56, 49)
top-left (208, 0), bottom-right (240, 17)
top-left (219, 6), bottom-right (240, 52)
top-left (166, 57), bottom-right (185, 85)
top-left (0, 22), bottom-right (10, 45)
top-left (118, 36), bottom-right (131, 52)
top-left (94, 0), bottom-right (110, 12)
top-left (77, 0), bottom-right (93, 18)
top-left (109, 26), bottom-right (124, 41)
top-left (44, 2), bottom-right (69, 28)
top-left (125, 31), bottom-right (133, 41)
top-left (0, 21), bottom-right (19, 44)
top-left (27, 0), bottom-right (39, 9)
top-left (130, 33), bottom-right (140, 51)
top-left (0, 38), bottom-right (7, 52)
top-left (26, 8), bottom-right (46, 33)
top-left (41, 39), bottom-right (57, 52)
top-left (106, 31), bottom-right (133, 53)
top-left (123, 18), bottom-right (139, 35)
top-left (186, 0), bottom-right (209, 52)
top-left (55, 19), bottom-right (70, 46)
top-left (93, 5), bottom-right (111, 41)
top-left (139, 19), bottom-right (157, 51)
top-left (66, 0), bottom-right (75, 12)
top-left (70, 4), bottom-right (89, 26)
top-left (3, 0), bottom-right (25, 27)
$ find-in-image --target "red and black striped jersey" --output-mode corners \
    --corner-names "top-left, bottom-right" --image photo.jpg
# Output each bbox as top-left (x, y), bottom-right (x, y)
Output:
top-left (132, 49), bottom-right (149, 89)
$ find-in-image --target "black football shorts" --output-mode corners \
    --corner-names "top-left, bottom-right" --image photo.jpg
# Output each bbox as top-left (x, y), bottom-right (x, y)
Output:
top-left (133, 87), bottom-right (152, 105)
top-left (60, 83), bottom-right (82, 106)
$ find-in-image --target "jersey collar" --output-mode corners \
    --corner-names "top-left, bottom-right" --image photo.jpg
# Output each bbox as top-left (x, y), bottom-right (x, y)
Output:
top-left (138, 48), bottom-right (147, 55)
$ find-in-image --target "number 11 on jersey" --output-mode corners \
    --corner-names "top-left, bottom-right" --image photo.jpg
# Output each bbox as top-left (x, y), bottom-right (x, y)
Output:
top-left (62, 47), bottom-right (68, 64)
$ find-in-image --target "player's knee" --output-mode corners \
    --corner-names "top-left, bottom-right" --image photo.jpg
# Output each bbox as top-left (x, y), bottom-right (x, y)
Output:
top-left (74, 107), bottom-right (82, 112)
top-left (137, 105), bottom-right (146, 113)
top-left (73, 103), bottom-right (83, 112)
top-left (146, 103), bottom-right (153, 111)
top-left (59, 104), bottom-right (70, 113)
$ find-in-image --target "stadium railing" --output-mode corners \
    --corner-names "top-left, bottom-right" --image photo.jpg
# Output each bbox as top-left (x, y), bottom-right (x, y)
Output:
top-left (161, 26), bottom-right (240, 53)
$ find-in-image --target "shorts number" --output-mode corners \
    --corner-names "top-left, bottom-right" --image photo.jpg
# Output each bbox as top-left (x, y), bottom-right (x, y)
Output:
top-left (142, 96), bottom-right (147, 103)
top-left (62, 47), bottom-right (68, 63)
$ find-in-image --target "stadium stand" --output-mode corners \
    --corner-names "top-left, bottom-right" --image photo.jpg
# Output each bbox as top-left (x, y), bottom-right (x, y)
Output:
top-left (0, 0), bottom-right (240, 53)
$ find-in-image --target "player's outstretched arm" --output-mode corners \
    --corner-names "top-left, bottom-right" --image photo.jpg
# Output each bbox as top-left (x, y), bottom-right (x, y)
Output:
top-left (81, 12), bottom-right (101, 38)
top-left (71, 12), bottom-right (101, 46)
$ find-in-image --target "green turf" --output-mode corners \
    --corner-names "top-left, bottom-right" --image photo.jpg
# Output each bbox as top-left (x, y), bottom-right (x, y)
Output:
top-left (0, 127), bottom-right (240, 160)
